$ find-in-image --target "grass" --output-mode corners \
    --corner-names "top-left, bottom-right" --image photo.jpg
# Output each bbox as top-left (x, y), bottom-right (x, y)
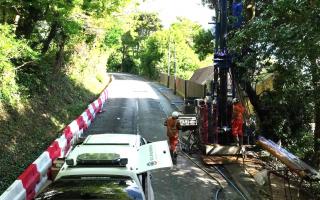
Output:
top-left (0, 48), bottom-right (110, 194)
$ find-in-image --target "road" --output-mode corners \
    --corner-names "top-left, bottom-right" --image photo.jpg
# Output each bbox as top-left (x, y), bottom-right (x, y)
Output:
top-left (83, 73), bottom-right (220, 200)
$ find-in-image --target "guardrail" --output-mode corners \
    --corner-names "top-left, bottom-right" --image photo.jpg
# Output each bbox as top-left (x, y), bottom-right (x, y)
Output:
top-left (0, 77), bottom-right (112, 200)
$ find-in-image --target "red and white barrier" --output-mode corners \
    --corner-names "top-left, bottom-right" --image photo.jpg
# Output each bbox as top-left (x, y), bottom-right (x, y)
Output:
top-left (55, 135), bottom-right (68, 158)
top-left (0, 180), bottom-right (26, 200)
top-left (18, 164), bottom-right (40, 200)
top-left (0, 84), bottom-right (111, 200)
top-left (33, 152), bottom-right (51, 177)
top-left (88, 103), bottom-right (96, 118)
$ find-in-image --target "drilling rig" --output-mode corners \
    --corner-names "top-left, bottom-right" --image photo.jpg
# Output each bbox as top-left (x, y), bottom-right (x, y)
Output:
top-left (197, 0), bottom-right (247, 154)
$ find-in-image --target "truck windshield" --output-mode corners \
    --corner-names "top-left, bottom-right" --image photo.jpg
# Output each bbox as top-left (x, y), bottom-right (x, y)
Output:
top-left (35, 176), bottom-right (143, 200)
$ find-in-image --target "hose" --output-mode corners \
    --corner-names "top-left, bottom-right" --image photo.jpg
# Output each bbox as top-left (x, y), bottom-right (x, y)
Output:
top-left (211, 165), bottom-right (248, 200)
top-left (215, 188), bottom-right (222, 200)
top-left (179, 150), bottom-right (248, 200)
top-left (179, 151), bottom-right (224, 188)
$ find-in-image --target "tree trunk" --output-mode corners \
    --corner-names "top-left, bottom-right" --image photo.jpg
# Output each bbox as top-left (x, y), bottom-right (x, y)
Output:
top-left (2, 7), bottom-right (7, 24)
top-left (310, 58), bottom-right (320, 168)
top-left (15, 18), bottom-right (34, 38)
top-left (15, 6), bottom-right (42, 38)
top-left (314, 101), bottom-right (320, 168)
top-left (54, 33), bottom-right (66, 71)
top-left (42, 22), bottom-right (59, 54)
top-left (242, 80), bottom-right (278, 140)
top-left (121, 45), bottom-right (126, 72)
top-left (232, 61), bottom-right (277, 140)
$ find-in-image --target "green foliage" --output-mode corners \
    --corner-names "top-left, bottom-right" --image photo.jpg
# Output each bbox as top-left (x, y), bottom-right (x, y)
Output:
top-left (193, 29), bottom-right (213, 61)
top-left (201, 0), bottom-right (216, 9)
top-left (104, 12), bottom-right (210, 79)
top-left (107, 52), bottom-right (122, 71)
top-left (0, 25), bottom-right (37, 103)
top-left (105, 12), bottom-right (163, 74)
top-left (137, 18), bottom-right (208, 79)
top-left (0, 0), bottom-right (217, 193)
top-left (157, 19), bottom-right (205, 79)
top-left (133, 12), bottom-right (162, 42)
top-left (104, 27), bottom-right (123, 48)
top-left (0, 0), bottom-right (131, 194)
top-left (82, 0), bottom-right (130, 17)
top-left (228, 0), bottom-right (320, 161)
top-left (122, 56), bottom-right (139, 73)
top-left (140, 31), bottom-right (166, 78)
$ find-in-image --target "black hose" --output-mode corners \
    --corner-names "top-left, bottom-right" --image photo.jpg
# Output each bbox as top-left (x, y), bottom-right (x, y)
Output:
top-left (179, 151), bottom-right (248, 200)
top-left (212, 165), bottom-right (248, 200)
top-left (179, 151), bottom-right (224, 189)
top-left (215, 188), bottom-right (222, 200)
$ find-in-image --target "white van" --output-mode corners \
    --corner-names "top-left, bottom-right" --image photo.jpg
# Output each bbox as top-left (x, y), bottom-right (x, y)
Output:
top-left (36, 134), bottom-right (173, 200)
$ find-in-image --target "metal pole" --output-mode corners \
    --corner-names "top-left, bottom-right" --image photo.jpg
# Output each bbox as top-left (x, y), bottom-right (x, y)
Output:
top-left (221, 0), bottom-right (227, 50)
top-left (174, 42), bottom-right (177, 95)
top-left (167, 39), bottom-right (171, 88)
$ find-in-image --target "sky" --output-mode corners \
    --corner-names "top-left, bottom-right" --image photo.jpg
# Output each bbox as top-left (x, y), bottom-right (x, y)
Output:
top-left (138, 0), bottom-right (214, 29)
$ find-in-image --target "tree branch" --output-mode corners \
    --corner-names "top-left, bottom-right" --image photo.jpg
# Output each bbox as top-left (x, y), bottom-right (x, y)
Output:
top-left (14, 61), bottom-right (35, 71)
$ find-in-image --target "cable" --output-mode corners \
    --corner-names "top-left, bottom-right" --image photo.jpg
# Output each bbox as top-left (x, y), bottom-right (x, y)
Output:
top-left (179, 150), bottom-right (224, 189)
top-left (180, 150), bottom-right (249, 200)
top-left (211, 165), bottom-right (248, 200)
top-left (215, 188), bottom-right (222, 200)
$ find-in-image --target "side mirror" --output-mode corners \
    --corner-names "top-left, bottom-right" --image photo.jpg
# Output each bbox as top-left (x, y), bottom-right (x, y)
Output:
top-left (119, 158), bottom-right (128, 166)
top-left (75, 137), bottom-right (86, 145)
top-left (66, 158), bottom-right (75, 166)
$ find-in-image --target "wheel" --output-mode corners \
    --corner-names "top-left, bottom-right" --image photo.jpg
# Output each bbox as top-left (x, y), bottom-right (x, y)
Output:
top-left (179, 136), bottom-right (189, 153)
top-left (185, 131), bottom-right (198, 154)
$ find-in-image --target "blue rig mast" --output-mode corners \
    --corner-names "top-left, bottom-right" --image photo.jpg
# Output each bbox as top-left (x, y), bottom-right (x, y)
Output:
top-left (211, 0), bottom-right (243, 141)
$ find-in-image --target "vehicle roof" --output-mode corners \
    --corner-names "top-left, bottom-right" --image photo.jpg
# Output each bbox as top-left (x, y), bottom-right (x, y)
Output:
top-left (69, 144), bottom-right (136, 163)
top-left (56, 134), bottom-right (173, 183)
top-left (57, 166), bottom-right (138, 179)
top-left (58, 134), bottom-right (142, 180)
top-left (83, 133), bottom-right (141, 147)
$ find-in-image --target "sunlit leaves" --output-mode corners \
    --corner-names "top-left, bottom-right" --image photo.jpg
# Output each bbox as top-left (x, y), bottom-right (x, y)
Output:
top-left (0, 25), bottom-right (37, 102)
top-left (141, 19), bottom-right (208, 79)
top-left (82, 0), bottom-right (130, 17)
top-left (104, 26), bottom-right (123, 48)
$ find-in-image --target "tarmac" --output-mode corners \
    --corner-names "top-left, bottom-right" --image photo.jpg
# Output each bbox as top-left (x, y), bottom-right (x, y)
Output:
top-left (151, 83), bottom-right (185, 113)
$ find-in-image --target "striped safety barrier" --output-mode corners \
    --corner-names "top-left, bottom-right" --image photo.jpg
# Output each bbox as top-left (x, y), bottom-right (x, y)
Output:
top-left (0, 84), bottom-right (110, 200)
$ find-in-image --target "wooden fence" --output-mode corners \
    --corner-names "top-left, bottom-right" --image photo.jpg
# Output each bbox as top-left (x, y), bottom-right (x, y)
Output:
top-left (158, 73), bottom-right (205, 99)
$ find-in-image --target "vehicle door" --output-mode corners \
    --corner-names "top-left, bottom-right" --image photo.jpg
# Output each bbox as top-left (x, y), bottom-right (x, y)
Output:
top-left (135, 140), bottom-right (172, 200)
top-left (136, 140), bottom-right (172, 173)
top-left (138, 171), bottom-right (154, 200)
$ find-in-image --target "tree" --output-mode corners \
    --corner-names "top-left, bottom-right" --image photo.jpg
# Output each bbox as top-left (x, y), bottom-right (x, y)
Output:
top-left (0, 0), bottom-right (137, 194)
top-left (139, 19), bottom-right (207, 79)
top-left (0, 24), bottom-right (36, 102)
top-left (201, 0), bottom-right (320, 167)
top-left (132, 12), bottom-right (162, 56)
top-left (110, 12), bottom-right (162, 73)
top-left (201, 0), bottom-right (217, 9)
top-left (120, 30), bottom-right (137, 72)
top-left (193, 29), bottom-right (213, 60)
top-left (140, 30), bottom-right (167, 78)
top-left (82, 0), bottom-right (130, 17)
top-left (228, 0), bottom-right (320, 166)
top-left (133, 12), bottom-right (161, 41)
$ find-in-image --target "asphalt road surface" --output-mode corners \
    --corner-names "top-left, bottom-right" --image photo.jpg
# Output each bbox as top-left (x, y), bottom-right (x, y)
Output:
top-left (83, 73), bottom-right (219, 200)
